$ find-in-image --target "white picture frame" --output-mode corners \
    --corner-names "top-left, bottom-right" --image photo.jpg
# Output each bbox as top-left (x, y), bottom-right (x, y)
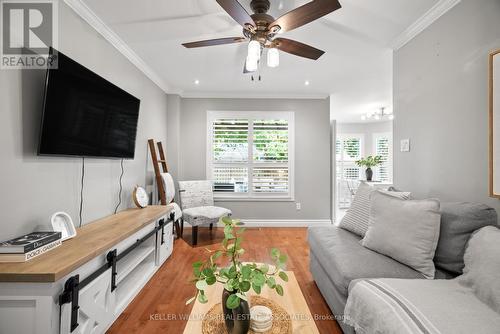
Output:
top-left (490, 50), bottom-right (500, 198)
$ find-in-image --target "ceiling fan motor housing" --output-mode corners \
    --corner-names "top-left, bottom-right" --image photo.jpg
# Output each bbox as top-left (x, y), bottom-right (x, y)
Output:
top-left (250, 0), bottom-right (271, 14)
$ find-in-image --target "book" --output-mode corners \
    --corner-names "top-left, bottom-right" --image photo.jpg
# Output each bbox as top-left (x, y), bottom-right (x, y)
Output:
top-left (0, 239), bottom-right (62, 262)
top-left (0, 232), bottom-right (62, 254)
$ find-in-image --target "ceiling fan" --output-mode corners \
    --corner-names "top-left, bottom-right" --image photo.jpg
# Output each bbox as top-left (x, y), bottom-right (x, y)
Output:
top-left (182, 0), bottom-right (342, 73)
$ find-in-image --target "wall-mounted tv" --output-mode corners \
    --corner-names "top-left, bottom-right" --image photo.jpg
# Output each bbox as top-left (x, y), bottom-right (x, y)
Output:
top-left (38, 48), bottom-right (140, 159)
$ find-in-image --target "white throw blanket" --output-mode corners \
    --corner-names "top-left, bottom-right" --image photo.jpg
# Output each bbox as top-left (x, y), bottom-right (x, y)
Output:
top-left (344, 278), bottom-right (500, 334)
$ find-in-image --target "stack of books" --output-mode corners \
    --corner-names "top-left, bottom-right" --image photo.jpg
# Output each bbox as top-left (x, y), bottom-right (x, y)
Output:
top-left (0, 232), bottom-right (62, 262)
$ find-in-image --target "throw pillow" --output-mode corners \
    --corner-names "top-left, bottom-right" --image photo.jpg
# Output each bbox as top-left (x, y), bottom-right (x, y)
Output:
top-left (362, 191), bottom-right (441, 279)
top-left (160, 172), bottom-right (176, 203)
top-left (459, 226), bottom-right (500, 313)
top-left (338, 183), bottom-right (411, 237)
top-left (434, 202), bottom-right (498, 275)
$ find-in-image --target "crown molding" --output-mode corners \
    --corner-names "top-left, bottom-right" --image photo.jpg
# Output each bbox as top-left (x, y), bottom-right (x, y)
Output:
top-left (180, 91), bottom-right (330, 100)
top-left (391, 0), bottom-right (461, 50)
top-left (64, 0), bottom-right (172, 93)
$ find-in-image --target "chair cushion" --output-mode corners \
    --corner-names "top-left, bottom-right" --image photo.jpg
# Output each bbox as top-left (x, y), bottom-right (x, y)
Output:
top-left (166, 202), bottom-right (182, 221)
top-left (434, 202), bottom-right (498, 274)
top-left (308, 226), bottom-right (424, 297)
top-left (183, 206), bottom-right (231, 227)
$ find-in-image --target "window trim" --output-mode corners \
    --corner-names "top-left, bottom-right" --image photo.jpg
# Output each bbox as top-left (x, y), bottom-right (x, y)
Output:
top-left (206, 111), bottom-right (295, 201)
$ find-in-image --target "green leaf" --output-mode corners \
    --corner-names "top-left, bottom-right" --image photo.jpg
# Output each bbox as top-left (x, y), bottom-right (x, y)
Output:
top-left (226, 294), bottom-right (241, 310)
top-left (236, 292), bottom-right (248, 301)
top-left (252, 283), bottom-right (262, 294)
top-left (221, 216), bottom-right (233, 225)
top-left (202, 268), bottom-right (214, 278)
top-left (259, 264), bottom-right (269, 274)
top-left (279, 254), bottom-right (287, 264)
top-left (241, 265), bottom-right (252, 279)
top-left (275, 284), bottom-right (284, 296)
top-left (192, 261), bottom-right (203, 269)
top-left (196, 280), bottom-right (208, 291)
top-left (278, 271), bottom-right (289, 282)
top-left (198, 292), bottom-right (208, 304)
top-left (228, 266), bottom-right (237, 279)
top-left (266, 277), bottom-right (276, 289)
top-left (206, 276), bottom-right (216, 285)
top-left (239, 280), bottom-right (251, 292)
top-left (253, 272), bottom-right (265, 286)
top-left (185, 296), bottom-right (196, 305)
top-left (224, 283), bottom-right (234, 292)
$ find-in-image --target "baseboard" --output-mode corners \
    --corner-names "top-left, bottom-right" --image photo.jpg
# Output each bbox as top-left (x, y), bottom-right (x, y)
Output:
top-left (218, 219), bottom-right (333, 227)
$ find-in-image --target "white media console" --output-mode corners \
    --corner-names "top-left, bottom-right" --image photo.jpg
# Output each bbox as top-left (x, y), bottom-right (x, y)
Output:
top-left (0, 206), bottom-right (174, 334)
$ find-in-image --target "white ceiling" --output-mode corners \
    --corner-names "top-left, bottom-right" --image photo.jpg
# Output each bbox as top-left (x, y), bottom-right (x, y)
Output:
top-left (82, 0), bottom-right (439, 122)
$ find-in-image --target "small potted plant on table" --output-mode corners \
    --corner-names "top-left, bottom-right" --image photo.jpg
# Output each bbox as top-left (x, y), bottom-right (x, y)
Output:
top-left (186, 217), bottom-right (288, 334)
top-left (356, 155), bottom-right (383, 181)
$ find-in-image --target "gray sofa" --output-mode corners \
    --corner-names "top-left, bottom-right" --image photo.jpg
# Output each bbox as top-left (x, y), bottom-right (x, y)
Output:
top-left (308, 202), bottom-right (498, 334)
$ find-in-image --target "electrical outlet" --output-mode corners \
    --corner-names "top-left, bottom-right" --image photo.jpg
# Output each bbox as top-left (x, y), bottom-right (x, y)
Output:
top-left (296, 202), bottom-right (301, 211)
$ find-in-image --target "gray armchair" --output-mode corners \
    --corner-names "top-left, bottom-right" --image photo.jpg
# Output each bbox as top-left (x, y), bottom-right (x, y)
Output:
top-left (178, 180), bottom-right (232, 246)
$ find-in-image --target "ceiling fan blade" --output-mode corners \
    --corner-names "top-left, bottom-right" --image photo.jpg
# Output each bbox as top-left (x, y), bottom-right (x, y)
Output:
top-left (270, 0), bottom-right (341, 34)
top-left (274, 38), bottom-right (325, 60)
top-left (216, 0), bottom-right (255, 29)
top-left (182, 37), bottom-right (246, 48)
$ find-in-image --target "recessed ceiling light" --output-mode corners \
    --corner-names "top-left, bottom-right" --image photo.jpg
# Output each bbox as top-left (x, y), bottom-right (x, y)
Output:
top-left (304, 80), bottom-right (310, 86)
top-left (194, 79), bottom-right (200, 85)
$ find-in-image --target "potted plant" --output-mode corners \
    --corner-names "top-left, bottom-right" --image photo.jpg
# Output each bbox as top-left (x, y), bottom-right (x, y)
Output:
top-left (186, 217), bottom-right (288, 334)
top-left (355, 155), bottom-right (383, 181)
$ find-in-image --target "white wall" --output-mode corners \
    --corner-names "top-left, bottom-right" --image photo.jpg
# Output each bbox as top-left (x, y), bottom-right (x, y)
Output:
top-left (337, 121), bottom-right (393, 157)
top-left (0, 3), bottom-right (168, 240)
top-left (168, 96), bottom-right (331, 221)
top-left (393, 0), bottom-right (500, 212)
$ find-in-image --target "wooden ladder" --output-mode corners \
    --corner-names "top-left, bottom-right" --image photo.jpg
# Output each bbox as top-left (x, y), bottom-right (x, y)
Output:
top-left (148, 139), bottom-right (181, 238)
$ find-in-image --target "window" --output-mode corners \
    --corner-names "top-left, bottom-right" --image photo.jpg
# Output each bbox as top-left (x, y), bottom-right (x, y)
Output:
top-left (373, 133), bottom-right (393, 183)
top-left (336, 134), bottom-right (364, 208)
top-left (207, 111), bottom-right (294, 200)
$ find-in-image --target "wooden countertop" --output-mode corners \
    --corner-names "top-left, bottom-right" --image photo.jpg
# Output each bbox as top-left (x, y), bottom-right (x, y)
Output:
top-left (0, 206), bottom-right (172, 283)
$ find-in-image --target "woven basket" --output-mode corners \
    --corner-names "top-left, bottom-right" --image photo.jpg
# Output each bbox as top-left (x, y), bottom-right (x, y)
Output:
top-left (202, 295), bottom-right (292, 334)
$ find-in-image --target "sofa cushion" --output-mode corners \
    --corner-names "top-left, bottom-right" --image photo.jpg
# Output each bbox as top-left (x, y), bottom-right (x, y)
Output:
top-left (459, 226), bottom-right (500, 313)
top-left (434, 202), bottom-right (498, 274)
top-left (308, 226), bottom-right (424, 297)
top-left (338, 183), bottom-right (411, 237)
top-left (362, 192), bottom-right (441, 279)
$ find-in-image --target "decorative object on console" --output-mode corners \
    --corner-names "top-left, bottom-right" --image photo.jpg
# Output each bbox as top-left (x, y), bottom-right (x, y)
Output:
top-left (50, 212), bottom-right (77, 241)
top-left (362, 191), bottom-right (441, 279)
top-left (187, 217), bottom-right (289, 334)
top-left (0, 231), bottom-right (62, 262)
top-left (0, 231), bottom-right (61, 253)
top-left (132, 186), bottom-right (149, 208)
top-left (355, 155), bottom-right (382, 181)
top-left (489, 49), bottom-right (500, 198)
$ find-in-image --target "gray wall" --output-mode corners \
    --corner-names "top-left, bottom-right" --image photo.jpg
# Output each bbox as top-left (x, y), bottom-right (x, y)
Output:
top-left (172, 97), bottom-right (331, 220)
top-left (0, 3), bottom-right (168, 240)
top-left (393, 0), bottom-right (500, 212)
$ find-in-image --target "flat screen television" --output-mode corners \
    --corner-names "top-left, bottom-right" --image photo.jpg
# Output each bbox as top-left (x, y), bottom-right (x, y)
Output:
top-left (38, 48), bottom-right (140, 159)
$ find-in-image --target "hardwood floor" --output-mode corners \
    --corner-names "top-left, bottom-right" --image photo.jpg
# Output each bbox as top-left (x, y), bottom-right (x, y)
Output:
top-left (107, 227), bottom-right (343, 334)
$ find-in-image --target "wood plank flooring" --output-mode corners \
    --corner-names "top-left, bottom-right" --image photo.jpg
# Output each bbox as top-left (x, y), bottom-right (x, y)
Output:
top-left (107, 227), bottom-right (343, 334)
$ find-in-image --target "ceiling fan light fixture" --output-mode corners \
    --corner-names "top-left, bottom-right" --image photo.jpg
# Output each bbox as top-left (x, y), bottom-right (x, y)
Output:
top-left (267, 48), bottom-right (279, 68)
top-left (248, 40), bottom-right (261, 60)
top-left (246, 55), bottom-right (258, 72)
